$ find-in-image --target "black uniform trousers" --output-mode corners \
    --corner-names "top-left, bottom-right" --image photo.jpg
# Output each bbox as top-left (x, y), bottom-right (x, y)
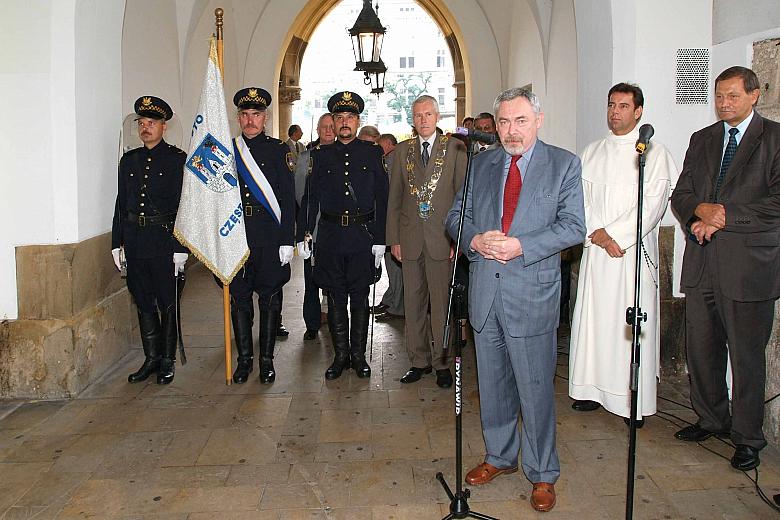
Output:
top-left (126, 255), bottom-right (176, 313)
top-left (229, 248), bottom-right (290, 311)
top-left (303, 257), bottom-right (322, 330)
top-left (685, 247), bottom-right (775, 450)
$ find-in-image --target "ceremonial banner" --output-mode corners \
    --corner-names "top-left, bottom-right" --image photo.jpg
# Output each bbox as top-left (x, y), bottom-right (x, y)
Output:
top-left (174, 37), bottom-right (248, 283)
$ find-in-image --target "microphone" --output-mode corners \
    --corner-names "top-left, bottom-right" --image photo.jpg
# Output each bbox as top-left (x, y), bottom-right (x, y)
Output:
top-left (454, 127), bottom-right (497, 145)
top-left (635, 124), bottom-right (654, 155)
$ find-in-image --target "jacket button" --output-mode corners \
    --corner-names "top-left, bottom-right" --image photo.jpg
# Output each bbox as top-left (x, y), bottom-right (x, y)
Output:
top-left (495, 273), bottom-right (499, 278)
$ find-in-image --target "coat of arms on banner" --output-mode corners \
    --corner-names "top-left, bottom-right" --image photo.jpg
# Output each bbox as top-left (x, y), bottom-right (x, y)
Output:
top-left (186, 133), bottom-right (238, 193)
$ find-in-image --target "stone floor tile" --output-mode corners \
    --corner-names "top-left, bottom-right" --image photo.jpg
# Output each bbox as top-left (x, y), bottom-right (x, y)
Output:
top-left (0, 462), bottom-right (55, 512)
top-left (0, 401), bottom-right (67, 431)
top-left (317, 410), bottom-right (372, 444)
top-left (196, 427), bottom-right (280, 465)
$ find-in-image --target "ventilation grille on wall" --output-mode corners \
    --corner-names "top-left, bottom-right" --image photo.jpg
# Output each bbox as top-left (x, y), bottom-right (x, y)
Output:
top-left (676, 48), bottom-right (710, 104)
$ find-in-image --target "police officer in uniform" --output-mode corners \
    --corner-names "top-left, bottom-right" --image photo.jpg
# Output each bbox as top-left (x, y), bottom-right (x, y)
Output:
top-left (112, 96), bottom-right (188, 385)
top-left (229, 87), bottom-right (296, 384)
top-left (298, 92), bottom-right (388, 379)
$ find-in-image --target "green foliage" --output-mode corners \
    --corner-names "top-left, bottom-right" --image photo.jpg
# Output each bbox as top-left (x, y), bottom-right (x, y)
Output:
top-left (384, 73), bottom-right (432, 125)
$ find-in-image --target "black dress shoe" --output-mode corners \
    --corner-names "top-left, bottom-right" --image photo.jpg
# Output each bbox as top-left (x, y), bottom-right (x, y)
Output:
top-left (276, 323), bottom-right (289, 338)
top-left (571, 400), bottom-right (601, 412)
top-left (400, 366), bottom-right (432, 384)
top-left (674, 423), bottom-right (729, 442)
top-left (303, 329), bottom-right (318, 340)
top-left (623, 417), bottom-right (645, 429)
top-left (370, 303), bottom-right (388, 314)
top-left (731, 444), bottom-right (760, 471)
top-left (375, 312), bottom-right (404, 322)
top-left (436, 369), bottom-right (453, 388)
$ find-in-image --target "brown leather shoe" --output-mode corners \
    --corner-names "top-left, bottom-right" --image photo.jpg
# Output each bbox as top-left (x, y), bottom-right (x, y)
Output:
top-left (464, 462), bottom-right (518, 485)
top-left (530, 482), bottom-right (556, 512)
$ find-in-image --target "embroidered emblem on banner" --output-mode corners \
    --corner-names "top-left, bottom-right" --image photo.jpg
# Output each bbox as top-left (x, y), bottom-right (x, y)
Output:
top-left (186, 133), bottom-right (238, 193)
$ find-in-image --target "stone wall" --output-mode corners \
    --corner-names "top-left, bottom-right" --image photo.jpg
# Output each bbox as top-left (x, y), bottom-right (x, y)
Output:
top-left (754, 38), bottom-right (780, 122)
top-left (754, 37), bottom-right (780, 447)
top-left (0, 232), bottom-right (134, 398)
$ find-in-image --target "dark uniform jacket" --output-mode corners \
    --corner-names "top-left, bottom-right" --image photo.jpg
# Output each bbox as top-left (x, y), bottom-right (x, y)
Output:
top-left (239, 132), bottom-right (296, 250)
top-left (111, 140), bottom-right (187, 259)
top-left (671, 113), bottom-right (780, 302)
top-left (298, 138), bottom-right (388, 250)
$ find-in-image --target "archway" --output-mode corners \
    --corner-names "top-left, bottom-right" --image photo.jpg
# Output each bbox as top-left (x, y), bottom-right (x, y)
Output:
top-left (275, 0), bottom-right (469, 135)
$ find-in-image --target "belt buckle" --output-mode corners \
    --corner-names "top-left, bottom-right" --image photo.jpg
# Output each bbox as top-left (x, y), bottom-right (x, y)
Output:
top-left (245, 205), bottom-right (252, 217)
top-left (341, 214), bottom-right (349, 226)
top-left (138, 215), bottom-right (146, 227)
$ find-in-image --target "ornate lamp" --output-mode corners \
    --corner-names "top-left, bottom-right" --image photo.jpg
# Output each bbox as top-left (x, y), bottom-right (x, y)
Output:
top-left (349, 0), bottom-right (386, 94)
top-left (364, 59), bottom-right (387, 95)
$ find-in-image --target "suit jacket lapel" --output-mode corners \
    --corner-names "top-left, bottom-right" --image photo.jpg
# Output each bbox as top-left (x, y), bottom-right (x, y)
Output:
top-left (510, 141), bottom-right (547, 230)
top-left (424, 135), bottom-right (439, 178)
top-left (703, 125), bottom-right (722, 197)
top-left (721, 114), bottom-right (763, 193)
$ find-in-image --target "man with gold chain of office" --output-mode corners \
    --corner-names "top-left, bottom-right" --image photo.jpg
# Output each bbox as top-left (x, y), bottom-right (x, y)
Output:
top-left (387, 94), bottom-right (467, 387)
top-left (297, 91), bottom-right (389, 380)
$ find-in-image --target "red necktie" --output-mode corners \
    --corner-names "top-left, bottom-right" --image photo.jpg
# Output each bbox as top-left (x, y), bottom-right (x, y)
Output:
top-left (501, 155), bottom-right (522, 233)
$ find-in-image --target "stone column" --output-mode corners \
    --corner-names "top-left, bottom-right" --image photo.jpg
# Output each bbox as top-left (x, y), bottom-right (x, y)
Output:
top-left (278, 84), bottom-right (301, 141)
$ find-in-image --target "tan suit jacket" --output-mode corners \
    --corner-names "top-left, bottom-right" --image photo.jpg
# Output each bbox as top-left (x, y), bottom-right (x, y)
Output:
top-left (386, 135), bottom-right (467, 259)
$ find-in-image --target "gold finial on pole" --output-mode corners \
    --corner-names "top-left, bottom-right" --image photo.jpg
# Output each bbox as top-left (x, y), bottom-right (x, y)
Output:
top-left (214, 8), bottom-right (225, 80)
top-left (215, 8), bottom-right (224, 40)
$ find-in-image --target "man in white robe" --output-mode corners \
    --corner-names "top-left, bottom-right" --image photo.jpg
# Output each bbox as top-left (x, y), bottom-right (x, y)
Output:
top-left (569, 83), bottom-right (675, 425)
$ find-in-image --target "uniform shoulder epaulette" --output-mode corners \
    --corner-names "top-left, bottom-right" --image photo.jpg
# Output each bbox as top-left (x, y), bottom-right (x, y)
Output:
top-left (168, 144), bottom-right (186, 154)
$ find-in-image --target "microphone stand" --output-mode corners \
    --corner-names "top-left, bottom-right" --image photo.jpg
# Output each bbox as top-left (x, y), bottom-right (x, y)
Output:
top-left (436, 142), bottom-right (498, 520)
top-left (625, 145), bottom-right (648, 520)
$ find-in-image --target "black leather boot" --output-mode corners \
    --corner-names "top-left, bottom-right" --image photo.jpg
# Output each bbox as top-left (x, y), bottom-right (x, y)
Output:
top-left (231, 307), bottom-right (254, 384)
top-left (128, 310), bottom-right (161, 383)
top-left (325, 294), bottom-right (350, 380)
top-left (349, 294), bottom-right (371, 378)
top-left (157, 304), bottom-right (177, 385)
top-left (258, 294), bottom-right (279, 384)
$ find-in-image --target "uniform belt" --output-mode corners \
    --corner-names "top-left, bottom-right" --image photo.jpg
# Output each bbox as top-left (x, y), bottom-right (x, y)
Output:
top-left (127, 212), bottom-right (176, 227)
top-left (321, 211), bottom-right (374, 227)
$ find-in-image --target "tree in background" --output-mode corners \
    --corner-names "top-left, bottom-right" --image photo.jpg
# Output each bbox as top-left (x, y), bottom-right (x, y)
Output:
top-left (385, 73), bottom-right (432, 125)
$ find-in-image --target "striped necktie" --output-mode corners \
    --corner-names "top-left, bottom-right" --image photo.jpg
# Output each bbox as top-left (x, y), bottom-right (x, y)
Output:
top-left (714, 127), bottom-right (739, 202)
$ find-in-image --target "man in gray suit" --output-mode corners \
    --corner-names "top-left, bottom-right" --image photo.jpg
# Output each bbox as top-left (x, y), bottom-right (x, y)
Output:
top-left (445, 87), bottom-right (585, 513)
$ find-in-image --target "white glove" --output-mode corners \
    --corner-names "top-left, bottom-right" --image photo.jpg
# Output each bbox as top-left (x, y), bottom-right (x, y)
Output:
top-left (173, 253), bottom-right (188, 275)
top-left (372, 245), bottom-right (386, 269)
top-left (111, 248), bottom-right (121, 271)
top-left (279, 245), bottom-right (294, 266)
top-left (297, 241), bottom-right (311, 260)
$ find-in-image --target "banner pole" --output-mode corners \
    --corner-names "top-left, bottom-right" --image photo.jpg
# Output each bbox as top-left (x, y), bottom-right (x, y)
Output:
top-left (215, 7), bottom-right (232, 386)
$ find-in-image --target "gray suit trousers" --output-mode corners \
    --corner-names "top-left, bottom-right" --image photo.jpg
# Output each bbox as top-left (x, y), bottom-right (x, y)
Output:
top-left (380, 252), bottom-right (404, 315)
top-left (474, 290), bottom-right (560, 484)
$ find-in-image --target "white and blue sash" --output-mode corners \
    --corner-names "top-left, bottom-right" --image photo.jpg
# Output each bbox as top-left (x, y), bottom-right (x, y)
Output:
top-left (233, 136), bottom-right (282, 225)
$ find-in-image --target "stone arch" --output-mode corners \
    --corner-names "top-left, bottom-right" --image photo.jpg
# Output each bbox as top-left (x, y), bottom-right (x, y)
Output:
top-left (274, 0), bottom-right (470, 133)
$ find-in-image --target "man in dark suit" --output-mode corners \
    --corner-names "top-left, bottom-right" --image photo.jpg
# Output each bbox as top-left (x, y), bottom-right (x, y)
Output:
top-left (671, 66), bottom-right (780, 471)
top-left (445, 88), bottom-right (585, 513)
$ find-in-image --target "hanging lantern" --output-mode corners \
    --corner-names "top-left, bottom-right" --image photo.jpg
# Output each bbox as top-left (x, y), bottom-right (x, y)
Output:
top-left (349, 0), bottom-right (386, 71)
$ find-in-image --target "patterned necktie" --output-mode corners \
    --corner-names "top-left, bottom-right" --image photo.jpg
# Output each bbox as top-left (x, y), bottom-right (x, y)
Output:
top-left (422, 141), bottom-right (430, 167)
top-left (714, 127), bottom-right (739, 202)
top-left (501, 155), bottom-right (523, 233)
